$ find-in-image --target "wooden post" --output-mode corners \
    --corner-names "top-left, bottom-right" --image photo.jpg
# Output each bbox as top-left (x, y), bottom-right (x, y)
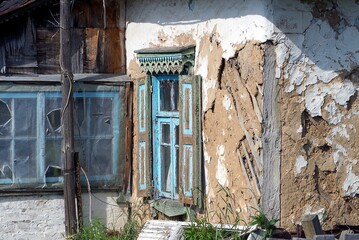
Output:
top-left (302, 214), bottom-right (323, 240)
top-left (75, 152), bottom-right (83, 230)
top-left (60, 0), bottom-right (77, 235)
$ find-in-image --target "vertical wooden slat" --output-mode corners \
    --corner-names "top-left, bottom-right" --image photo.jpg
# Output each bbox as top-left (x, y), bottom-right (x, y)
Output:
top-left (136, 76), bottom-right (152, 197)
top-left (178, 75), bottom-right (202, 206)
top-left (74, 152), bottom-right (83, 230)
top-left (60, 0), bottom-right (77, 235)
top-left (117, 0), bottom-right (126, 74)
top-left (123, 82), bottom-right (133, 194)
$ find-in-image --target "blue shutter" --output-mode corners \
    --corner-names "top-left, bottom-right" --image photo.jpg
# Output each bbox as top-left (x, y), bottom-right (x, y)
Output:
top-left (179, 75), bottom-right (202, 206)
top-left (136, 75), bottom-right (152, 197)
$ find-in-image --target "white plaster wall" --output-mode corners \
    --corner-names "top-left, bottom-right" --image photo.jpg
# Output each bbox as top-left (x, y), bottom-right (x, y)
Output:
top-left (0, 192), bottom-right (127, 240)
top-left (0, 195), bottom-right (65, 240)
top-left (273, 0), bottom-right (359, 197)
top-left (126, 0), bottom-right (274, 67)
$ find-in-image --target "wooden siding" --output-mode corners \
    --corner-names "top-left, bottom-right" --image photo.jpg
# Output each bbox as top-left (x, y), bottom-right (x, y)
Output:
top-left (0, 0), bottom-right (126, 75)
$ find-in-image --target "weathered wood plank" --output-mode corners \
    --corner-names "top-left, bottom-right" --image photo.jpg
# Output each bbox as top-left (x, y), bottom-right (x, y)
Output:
top-left (302, 215), bottom-right (323, 240)
top-left (261, 42), bottom-right (281, 222)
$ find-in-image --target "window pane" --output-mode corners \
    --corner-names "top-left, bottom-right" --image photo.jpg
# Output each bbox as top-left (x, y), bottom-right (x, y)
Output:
top-left (0, 100), bottom-right (11, 126)
top-left (161, 123), bottom-right (170, 144)
top-left (14, 140), bottom-right (36, 180)
top-left (161, 145), bottom-right (171, 193)
top-left (45, 97), bottom-right (62, 137)
top-left (0, 140), bottom-right (12, 180)
top-left (172, 80), bottom-right (179, 111)
top-left (89, 98), bottom-right (113, 136)
top-left (160, 80), bottom-right (179, 112)
top-left (14, 98), bottom-right (36, 137)
top-left (175, 125), bottom-right (179, 145)
top-left (45, 139), bottom-right (62, 169)
top-left (0, 99), bottom-right (12, 137)
top-left (89, 139), bottom-right (113, 176)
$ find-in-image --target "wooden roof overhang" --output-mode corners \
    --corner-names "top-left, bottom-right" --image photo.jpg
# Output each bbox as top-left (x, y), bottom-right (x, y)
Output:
top-left (0, 0), bottom-right (57, 24)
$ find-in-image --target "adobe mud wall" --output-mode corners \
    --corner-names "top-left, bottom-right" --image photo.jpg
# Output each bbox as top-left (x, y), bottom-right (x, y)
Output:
top-left (127, 0), bottom-right (272, 222)
top-left (127, 0), bottom-right (359, 230)
top-left (274, 0), bottom-right (359, 231)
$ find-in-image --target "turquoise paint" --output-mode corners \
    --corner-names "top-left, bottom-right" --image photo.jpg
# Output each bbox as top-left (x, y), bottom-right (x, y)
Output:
top-left (182, 83), bottom-right (193, 135)
top-left (152, 75), bottom-right (180, 199)
top-left (139, 141), bottom-right (147, 190)
top-left (182, 144), bottom-right (193, 197)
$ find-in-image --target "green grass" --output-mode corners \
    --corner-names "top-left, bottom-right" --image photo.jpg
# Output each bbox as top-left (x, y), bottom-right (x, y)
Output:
top-left (69, 218), bottom-right (140, 240)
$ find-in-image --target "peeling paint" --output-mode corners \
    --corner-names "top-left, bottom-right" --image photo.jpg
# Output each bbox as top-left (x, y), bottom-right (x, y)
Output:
top-left (294, 155), bottom-right (307, 175)
top-left (304, 80), bottom-right (356, 118)
top-left (331, 124), bottom-right (350, 141)
top-left (324, 102), bottom-right (342, 125)
top-left (304, 206), bottom-right (326, 224)
top-left (343, 162), bottom-right (359, 197)
top-left (216, 145), bottom-right (228, 187)
top-left (332, 144), bottom-right (348, 165)
top-left (222, 94), bottom-right (232, 111)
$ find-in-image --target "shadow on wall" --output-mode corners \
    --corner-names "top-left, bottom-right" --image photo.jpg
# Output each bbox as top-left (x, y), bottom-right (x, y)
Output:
top-left (82, 192), bottom-right (128, 230)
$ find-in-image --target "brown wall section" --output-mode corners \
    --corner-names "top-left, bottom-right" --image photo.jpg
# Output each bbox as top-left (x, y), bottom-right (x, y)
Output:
top-left (0, 0), bottom-right (126, 75)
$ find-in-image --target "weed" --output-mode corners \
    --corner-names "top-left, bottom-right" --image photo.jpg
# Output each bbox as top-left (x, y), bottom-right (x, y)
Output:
top-left (183, 186), bottom-right (244, 240)
top-left (249, 209), bottom-right (279, 239)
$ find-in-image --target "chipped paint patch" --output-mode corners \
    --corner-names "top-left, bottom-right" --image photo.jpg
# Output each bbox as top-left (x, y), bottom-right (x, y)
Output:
top-left (222, 94), bottom-right (232, 111)
top-left (343, 162), bottom-right (359, 197)
top-left (295, 155), bottom-right (307, 175)
top-left (216, 145), bottom-right (228, 187)
top-left (304, 206), bottom-right (326, 223)
top-left (324, 102), bottom-right (342, 125)
top-left (332, 124), bottom-right (350, 141)
top-left (333, 144), bottom-right (348, 165)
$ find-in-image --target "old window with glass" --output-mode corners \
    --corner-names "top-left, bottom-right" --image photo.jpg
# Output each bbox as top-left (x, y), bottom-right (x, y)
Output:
top-left (0, 80), bottom-right (130, 190)
top-left (135, 46), bottom-right (203, 206)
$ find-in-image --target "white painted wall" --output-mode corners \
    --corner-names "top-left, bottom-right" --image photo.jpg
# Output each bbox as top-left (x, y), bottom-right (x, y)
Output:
top-left (273, 0), bottom-right (359, 198)
top-left (0, 192), bottom-right (127, 240)
top-left (126, 0), bottom-right (274, 68)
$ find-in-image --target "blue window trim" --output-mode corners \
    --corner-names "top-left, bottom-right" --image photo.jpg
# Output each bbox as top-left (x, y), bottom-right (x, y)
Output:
top-left (0, 91), bottom-right (120, 186)
top-left (152, 74), bottom-right (180, 199)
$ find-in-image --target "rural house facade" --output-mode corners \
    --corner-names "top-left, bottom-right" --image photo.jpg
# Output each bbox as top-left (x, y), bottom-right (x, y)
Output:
top-left (0, 0), bottom-right (358, 238)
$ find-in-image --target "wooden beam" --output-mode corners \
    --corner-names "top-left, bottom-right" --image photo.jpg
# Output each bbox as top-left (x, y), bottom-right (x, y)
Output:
top-left (60, 0), bottom-right (77, 235)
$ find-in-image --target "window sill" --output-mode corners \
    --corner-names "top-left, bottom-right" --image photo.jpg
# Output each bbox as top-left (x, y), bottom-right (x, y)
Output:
top-left (150, 199), bottom-right (188, 217)
top-left (0, 187), bottom-right (121, 197)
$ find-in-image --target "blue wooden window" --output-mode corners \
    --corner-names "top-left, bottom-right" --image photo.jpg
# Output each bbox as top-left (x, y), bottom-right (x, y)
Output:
top-left (152, 75), bottom-right (179, 199)
top-left (0, 84), bottom-right (123, 189)
top-left (136, 74), bottom-right (202, 206)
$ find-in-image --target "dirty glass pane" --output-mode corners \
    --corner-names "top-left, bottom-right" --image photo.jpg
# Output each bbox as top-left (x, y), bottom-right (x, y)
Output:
top-left (89, 97), bottom-right (113, 136)
top-left (0, 83), bottom-right (123, 189)
top-left (175, 125), bottom-right (179, 145)
top-left (13, 140), bottom-right (36, 180)
top-left (160, 80), bottom-right (179, 112)
top-left (161, 123), bottom-right (170, 144)
top-left (0, 140), bottom-right (11, 180)
top-left (88, 139), bottom-right (113, 176)
top-left (74, 97), bottom-right (85, 130)
top-left (161, 145), bottom-right (171, 193)
top-left (172, 80), bottom-right (179, 111)
top-left (0, 100), bottom-right (11, 126)
top-left (45, 139), bottom-right (62, 168)
top-left (14, 98), bottom-right (36, 137)
top-left (45, 97), bottom-right (62, 136)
